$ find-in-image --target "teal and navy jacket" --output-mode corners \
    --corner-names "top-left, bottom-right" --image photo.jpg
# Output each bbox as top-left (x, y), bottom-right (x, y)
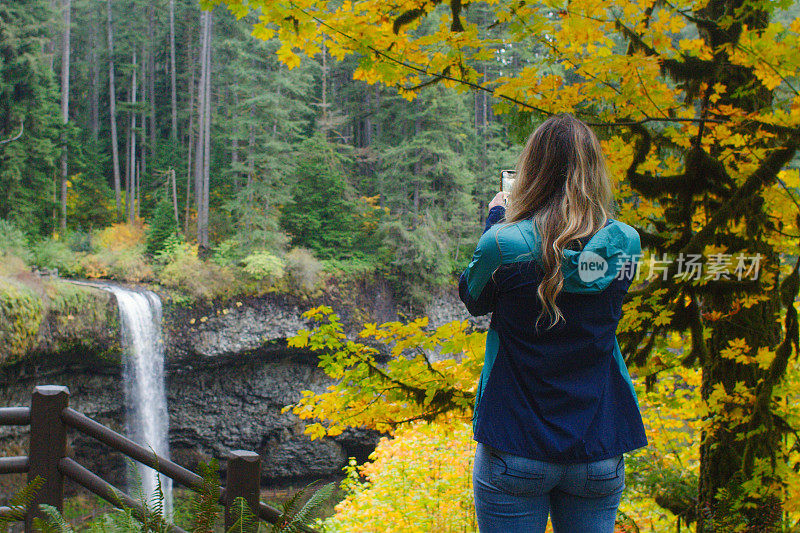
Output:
top-left (459, 206), bottom-right (648, 463)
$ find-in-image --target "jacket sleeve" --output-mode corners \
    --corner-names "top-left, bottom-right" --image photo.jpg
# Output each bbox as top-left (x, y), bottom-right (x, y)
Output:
top-left (459, 207), bottom-right (505, 316)
top-left (561, 223), bottom-right (641, 294)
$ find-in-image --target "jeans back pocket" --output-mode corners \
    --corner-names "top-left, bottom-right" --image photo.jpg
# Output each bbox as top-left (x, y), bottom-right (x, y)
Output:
top-left (584, 454), bottom-right (625, 496)
top-left (488, 448), bottom-right (547, 496)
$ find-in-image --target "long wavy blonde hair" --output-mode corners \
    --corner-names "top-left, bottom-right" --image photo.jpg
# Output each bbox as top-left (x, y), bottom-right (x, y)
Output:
top-left (505, 114), bottom-right (615, 331)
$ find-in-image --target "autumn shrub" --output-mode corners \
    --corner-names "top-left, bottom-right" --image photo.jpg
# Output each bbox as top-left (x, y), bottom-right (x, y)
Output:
top-left (78, 223), bottom-right (153, 282)
top-left (94, 223), bottom-right (147, 252)
top-left (243, 250), bottom-right (285, 282)
top-left (104, 249), bottom-right (153, 282)
top-left (283, 247), bottom-right (324, 291)
top-left (321, 421), bottom-right (476, 533)
top-left (158, 241), bottom-right (236, 302)
top-left (78, 253), bottom-right (109, 279)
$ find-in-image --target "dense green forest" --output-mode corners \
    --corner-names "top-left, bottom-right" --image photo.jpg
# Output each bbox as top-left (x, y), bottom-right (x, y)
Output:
top-left (0, 0), bottom-right (526, 304)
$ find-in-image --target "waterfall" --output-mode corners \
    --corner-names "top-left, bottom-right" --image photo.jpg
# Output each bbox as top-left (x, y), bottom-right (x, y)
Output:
top-left (107, 286), bottom-right (173, 517)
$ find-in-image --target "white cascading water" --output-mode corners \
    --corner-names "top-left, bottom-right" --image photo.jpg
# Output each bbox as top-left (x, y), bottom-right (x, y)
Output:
top-left (108, 286), bottom-right (173, 517)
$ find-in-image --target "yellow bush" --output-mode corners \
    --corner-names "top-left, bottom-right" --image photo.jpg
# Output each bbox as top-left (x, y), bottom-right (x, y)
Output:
top-left (79, 253), bottom-right (110, 279)
top-left (106, 249), bottom-right (153, 282)
top-left (158, 242), bottom-right (236, 301)
top-left (322, 420), bottom-right (477, 533)
top-left (94, 223), bottom-right (146, 253)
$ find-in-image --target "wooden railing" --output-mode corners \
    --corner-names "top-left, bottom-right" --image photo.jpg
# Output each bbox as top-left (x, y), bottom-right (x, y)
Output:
top-left (0, 385), bottom-right (319, 533)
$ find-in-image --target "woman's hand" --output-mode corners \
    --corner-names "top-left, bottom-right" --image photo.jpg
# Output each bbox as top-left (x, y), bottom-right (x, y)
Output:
top-left (489, 191), bottom-right (509, 209)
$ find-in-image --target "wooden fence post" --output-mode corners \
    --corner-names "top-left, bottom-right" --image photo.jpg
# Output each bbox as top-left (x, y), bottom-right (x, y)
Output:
top-left (25, 385), bottom-right (69, 532)
top-left (224, 450), bottom-right (261, 532)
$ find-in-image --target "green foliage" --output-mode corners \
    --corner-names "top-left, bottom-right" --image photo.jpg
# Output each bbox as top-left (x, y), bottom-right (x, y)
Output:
top-left (146, 201), bottom-right (179, 257)
top-left (242, 251), bottom-right (285, 282)
top-left (279, 136), bottom-right (360, 261)
top-left (34, 505), bottom-right (75, 533)
top-left (29, 459), bottom-right (331, 533)
top-left (191, 460), bottom-right (221, 533)
top-left (283, 248), bottom-right (324, 291)
top-left (211, 239), bottom-right (247, 267)
top-left (380, 214), bottom-right (453, 307)
top-left (0, 0), bottom-right (60, 235)
top-left (226, 498), bottom-right (257, 533)
top-left (0, 475), bottom-right (43, 532)
top-left (0, 219), bottom-right (32, 263)
top-left (152, 234), bottom-right (186, 265)
top-left (65, 170), bottom-right (115, 231)
top-left (268, 482), bottom-right (335, 533)
top-left (31, 239), bottom-right (83, 277)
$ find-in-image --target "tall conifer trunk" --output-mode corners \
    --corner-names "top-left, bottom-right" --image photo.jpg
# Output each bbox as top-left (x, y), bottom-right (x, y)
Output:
top-left (185, 40), bottom-right (196, 234)
top-left (127, 50), bottom-right (137, 223)
top-left (59, 0), bottom-right (71, 231)
top-left (200, 12), bottom-right (212, 248)
top-left (89, 11), bottom-right (99, 140)
top-left (106, 0), bottom-right (122, 219)
top-left (169, 0), bottom-right (177, 140)
top-left (193, 11), bottom-right (208, 246)
top-left (147, 2), bottom-right (156, 171)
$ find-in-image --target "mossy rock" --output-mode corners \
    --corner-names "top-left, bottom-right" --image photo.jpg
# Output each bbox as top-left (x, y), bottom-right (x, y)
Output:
top-left (0, 278), bottom-right (122, 368)
top-left (0, 278), bottom-right (45, 365)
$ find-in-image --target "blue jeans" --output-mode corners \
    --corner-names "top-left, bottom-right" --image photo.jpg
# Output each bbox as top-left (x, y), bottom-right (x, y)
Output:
top-left (473, 443), bottom-right (624, 533)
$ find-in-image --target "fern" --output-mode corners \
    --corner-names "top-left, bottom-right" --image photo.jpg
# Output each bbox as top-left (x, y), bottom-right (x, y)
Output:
top-left (0, 475), bottom-right (43, 532)
top-left (225, 497), bottom-right (258, 533)
top-left (33, 504), bottom-right (75, 533)
top-left (149, 472), bottom-right (164, 523)
top-left (277, 486), bottom-right (307, 528)
top-left (191, 459), bottom-right (221, 533)
top-left (268, 482), bottom-right (335, 533)
top-left (282, 483), bottom-right (334, 533)
top-left (124, 453), bottom-right (171, 533)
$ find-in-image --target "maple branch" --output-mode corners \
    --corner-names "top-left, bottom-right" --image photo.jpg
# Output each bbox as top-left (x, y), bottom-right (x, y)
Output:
top-left (0, 120), bottom-right (24, 145)
top-left (731, 42), bottom-right (800, 97)
top-left (662, 0), bottom-right (719, 33)
top-left (615, 16), bottom-right (716, 84)
top-left (634, 65), bottom-right (671, 120)
top-left (287, 2), bottom-right (729, 129)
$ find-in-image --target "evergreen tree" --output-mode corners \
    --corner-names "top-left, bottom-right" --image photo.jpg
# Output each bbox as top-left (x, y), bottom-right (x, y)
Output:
top-left (146, 197), bottom-right (179, 256)
top-left (0, 0), bottom-right (61, 234)
top-left (280, 135), bottom-right (358, 260)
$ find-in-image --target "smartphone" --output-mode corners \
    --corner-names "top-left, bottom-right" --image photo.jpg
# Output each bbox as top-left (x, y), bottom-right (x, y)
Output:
top-left (501, 170), bottom-right (516, 194)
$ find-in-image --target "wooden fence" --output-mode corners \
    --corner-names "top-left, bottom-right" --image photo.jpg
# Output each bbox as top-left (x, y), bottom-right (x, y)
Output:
top-left (0, 385), bottom-right (319, 533)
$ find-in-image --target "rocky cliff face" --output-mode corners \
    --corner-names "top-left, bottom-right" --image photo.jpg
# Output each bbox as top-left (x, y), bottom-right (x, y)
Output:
top-left (0, 278), bottom-right (483, 493)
